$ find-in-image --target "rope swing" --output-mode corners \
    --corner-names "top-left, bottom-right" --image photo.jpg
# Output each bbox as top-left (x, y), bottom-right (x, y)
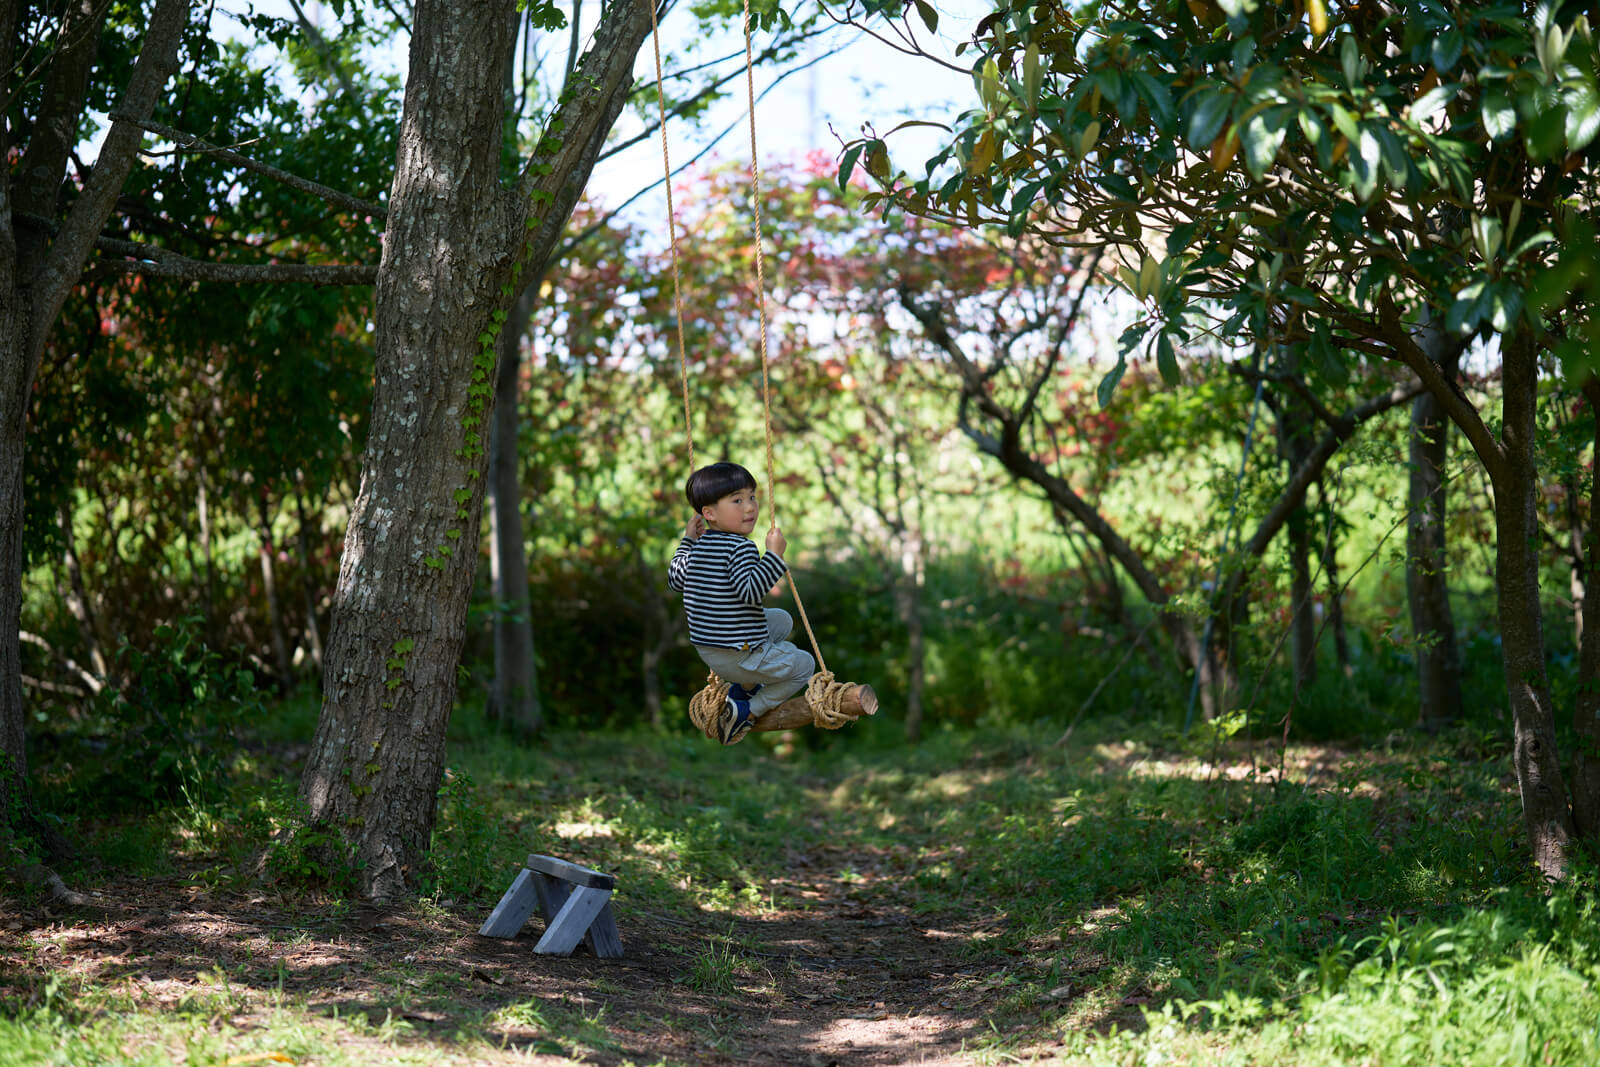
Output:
top-left (648, 0), bottom-right (867, 738)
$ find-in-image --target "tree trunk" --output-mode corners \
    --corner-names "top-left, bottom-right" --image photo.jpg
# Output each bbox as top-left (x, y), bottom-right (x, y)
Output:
top-left (1571, 378), bottom-right (1600, 845)
top-left (639, 557), bottom-right (673, 729)
top-left (293, 485), bottom-right (325, 675)
top-left (896, 530), bottom-right (926, 743)
top-left (1494, 332), bottom-right (1574, 880)
top-left (256, 492), bottom-right (293, 692)
top-left (487, 285), bottom-right (541, 736)
top-left (58, 500), bottom-right (107, 679)
top-left (1277, 385), bottom-right (1318, 690)
top-left (298, 0), bottom-right (653, 901)
top-left (1318, 476), bottom-right (1350, 671)
top-left (1406, 326), bottom-right (1462, 730)
top-left (0, 0), bottom-right (188, 846)
top-left (197, 464), bottom-right (218, 643)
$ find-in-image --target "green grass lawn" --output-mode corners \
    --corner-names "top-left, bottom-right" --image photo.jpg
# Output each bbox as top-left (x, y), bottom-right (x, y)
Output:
top-left (3, 714), bottom-right (1597, 1065)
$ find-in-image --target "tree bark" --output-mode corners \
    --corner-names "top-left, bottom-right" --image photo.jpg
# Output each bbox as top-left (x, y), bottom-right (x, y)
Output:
top-left (299, 0), bottom-right (653, 901)
top-left (487, 286), bottom-right (541, 736)
top-left (1571, 378), bottom-right (1600, 845)
top-left (1406, 324), bottom-right (1462, 730)
top-left (1318, 477), bottom-right (1350, 671)
top-left (1494, 332), bottom-right (1574, 879)
top-left (197, 465), bottom-right (218, 644)
top-left (293, 484), bottom-right (326, 675)
top-left (257, 492), bottom-right (293, 692)
top-left (1276, 381), bottom-right (1318, 691)
top-left (896, 530), bottom-right (926, 743)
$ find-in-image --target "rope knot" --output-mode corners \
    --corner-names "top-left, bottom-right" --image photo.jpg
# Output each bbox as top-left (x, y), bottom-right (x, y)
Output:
top-left (688, 672), bottom-right (731, 741)
top-left (805, 670), bottom-right (853, 730)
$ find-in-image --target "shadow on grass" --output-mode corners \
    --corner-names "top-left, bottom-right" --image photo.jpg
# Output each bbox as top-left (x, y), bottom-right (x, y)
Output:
top-left (3, 722), bottom-right (1590, 1065)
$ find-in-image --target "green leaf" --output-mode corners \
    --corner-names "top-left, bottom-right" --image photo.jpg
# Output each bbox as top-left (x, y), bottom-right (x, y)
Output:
top-left (913, 0), bottom-right (937, 33)
top-left (1231, 36), bottom-right (1256, 74)
top-left (1567, 81), bottom-right (1600, 151)
top-left (1410, 84), bottom-right (1457, 125)
top-left (1523, 100), bottom-right (1568, 161)
top-left (979, 57), bottom-right (1003, 111)
top-left (1097, 356), bottom-right (1128, 409)
top-left (1509, 230), bottom-right (1556, 259)
top-left (1241, 107), bottom-right (1289, 178)
top-left (1339, 34), bottom-right (1361, 87)
top-left (1445, 279), bottom-right (1488, 334)
top-left (1023, 44), bottom-right (1043, 106)
top-left (1129, 70), bottom-right (1175, 126)
top-left (1352, 128), bottom-right (1381, 199)
top-left (1482, 89), bottom-right (1516, 139)
top-left (1166, 221), bottom-right (1201, 256)
top-left (1431, 29), bottom-right (1464, 73)
top-left (1188, 88), bottom-right (1232, 148)
top-left (1329, 103), bottom-right (1360, 144)
top-left (1298, 108), bottom-right (1325, 147)
top-left (1156, 332), bottom-right (1180, 386)
top-left (838, 144), bottom-right (863, 191)
top-left (1376, 127), bottom-right (1411, 185)
top-left (1489, 283), bottom-right (1523, 332)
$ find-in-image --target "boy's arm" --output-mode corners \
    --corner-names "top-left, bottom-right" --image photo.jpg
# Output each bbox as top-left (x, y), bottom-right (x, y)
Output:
top-left (725, 539), bottom-right (787, 604)
top-left (666, 537), bottom-right (695, 592)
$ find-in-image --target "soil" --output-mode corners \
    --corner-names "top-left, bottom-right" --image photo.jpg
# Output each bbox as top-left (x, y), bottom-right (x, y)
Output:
top-left (0, 841), bottom-right (1060, 1066)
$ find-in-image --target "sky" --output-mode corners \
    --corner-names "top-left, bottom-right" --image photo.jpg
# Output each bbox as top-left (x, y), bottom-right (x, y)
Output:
top-left (213, 0), bottom-right (988, 223)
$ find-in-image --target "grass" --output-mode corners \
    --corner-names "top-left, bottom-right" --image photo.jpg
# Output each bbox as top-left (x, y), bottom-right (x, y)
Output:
top-left (5, 710), bottom-right (1599, 1065)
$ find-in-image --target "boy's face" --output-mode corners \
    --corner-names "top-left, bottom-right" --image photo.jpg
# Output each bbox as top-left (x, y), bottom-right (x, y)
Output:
top-left (701, 487), bottom-right (759, 535)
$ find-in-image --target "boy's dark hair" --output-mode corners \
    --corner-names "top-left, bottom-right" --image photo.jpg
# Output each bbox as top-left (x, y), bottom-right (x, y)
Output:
top-left (686, 461), bottom-right (757, 511)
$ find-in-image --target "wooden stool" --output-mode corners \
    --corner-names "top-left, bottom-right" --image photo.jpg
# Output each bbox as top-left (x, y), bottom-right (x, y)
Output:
top-left (479, 854), bottom-right (623, 958)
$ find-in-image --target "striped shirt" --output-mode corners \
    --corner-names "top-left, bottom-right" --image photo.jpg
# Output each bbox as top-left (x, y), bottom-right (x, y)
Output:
top-left (667, 530), bottom-right (788, 648)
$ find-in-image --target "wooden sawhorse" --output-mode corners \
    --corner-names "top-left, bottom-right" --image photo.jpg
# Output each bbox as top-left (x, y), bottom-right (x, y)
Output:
top-left (478, 854), bottom-right (623, 958)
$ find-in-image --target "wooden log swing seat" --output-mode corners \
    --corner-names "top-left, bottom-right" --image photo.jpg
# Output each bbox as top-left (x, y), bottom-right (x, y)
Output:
top-left (686, 672), bottom-right (878, 742)
top-left (650, 0), bottom-right (878, 741)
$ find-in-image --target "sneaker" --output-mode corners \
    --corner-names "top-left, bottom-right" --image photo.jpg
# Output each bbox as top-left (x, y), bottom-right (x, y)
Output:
top-left (719, 688), bottom-right (755, 745)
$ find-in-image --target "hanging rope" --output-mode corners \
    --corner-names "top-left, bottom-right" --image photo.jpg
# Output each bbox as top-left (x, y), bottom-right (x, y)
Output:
top-left (647, 0), bottom-right (696, 473)
top-left (650, 0), bottom-right (845, 733)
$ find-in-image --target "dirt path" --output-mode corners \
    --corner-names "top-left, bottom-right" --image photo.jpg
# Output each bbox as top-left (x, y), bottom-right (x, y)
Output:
top-left (2, 845), bottom-right (1038, 1065)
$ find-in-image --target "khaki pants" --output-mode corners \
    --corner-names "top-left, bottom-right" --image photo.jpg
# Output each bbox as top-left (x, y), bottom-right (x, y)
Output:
top-left (695, 608), bottom-right (815, 719)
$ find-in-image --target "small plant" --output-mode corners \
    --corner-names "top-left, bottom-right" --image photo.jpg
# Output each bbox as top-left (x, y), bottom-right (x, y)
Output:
top-left (684, 937), bottom-right (740, 996)
top-left (260, 783), bottom-right (360, 894)
top-left (419, 767), bottom-right (506, 902)
top-left (90, 616), bottom-right (263, 810)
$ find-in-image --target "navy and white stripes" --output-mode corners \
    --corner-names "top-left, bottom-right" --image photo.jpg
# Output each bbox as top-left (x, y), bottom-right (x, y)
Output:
top-left (667, 530), bottom-right (788, 648)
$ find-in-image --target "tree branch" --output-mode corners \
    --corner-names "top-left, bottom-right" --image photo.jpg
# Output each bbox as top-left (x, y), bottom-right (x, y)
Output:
top-left (27, 0), bottom-right (189, 365)
top-left (95, 257), bottom-right (377, 286)
top-left (1238, 376), bottom-right (1424, 566)
top-left (899, 286), bottom-right (1176, 609)
top-left (1374, 297), bottom-right (1505, 485)
top-left (1229, 364), bottom-right (1343, 429)
top-left (109, 113), bottom-right (388, 220)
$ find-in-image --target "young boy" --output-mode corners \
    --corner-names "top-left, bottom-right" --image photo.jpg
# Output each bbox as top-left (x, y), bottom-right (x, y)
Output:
top-left (667, 461), bottom-right (816, 745)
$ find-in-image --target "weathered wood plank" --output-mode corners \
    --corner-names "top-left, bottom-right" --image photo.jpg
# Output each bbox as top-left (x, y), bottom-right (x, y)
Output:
top-left (526, 853), bottom-right (615, 890)
top-left (534, 885), bottom-right (613, 956)
top-left (585, 900), bottom-right (625, 958)
top-left (479, 869), bottom-right (540, 938)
